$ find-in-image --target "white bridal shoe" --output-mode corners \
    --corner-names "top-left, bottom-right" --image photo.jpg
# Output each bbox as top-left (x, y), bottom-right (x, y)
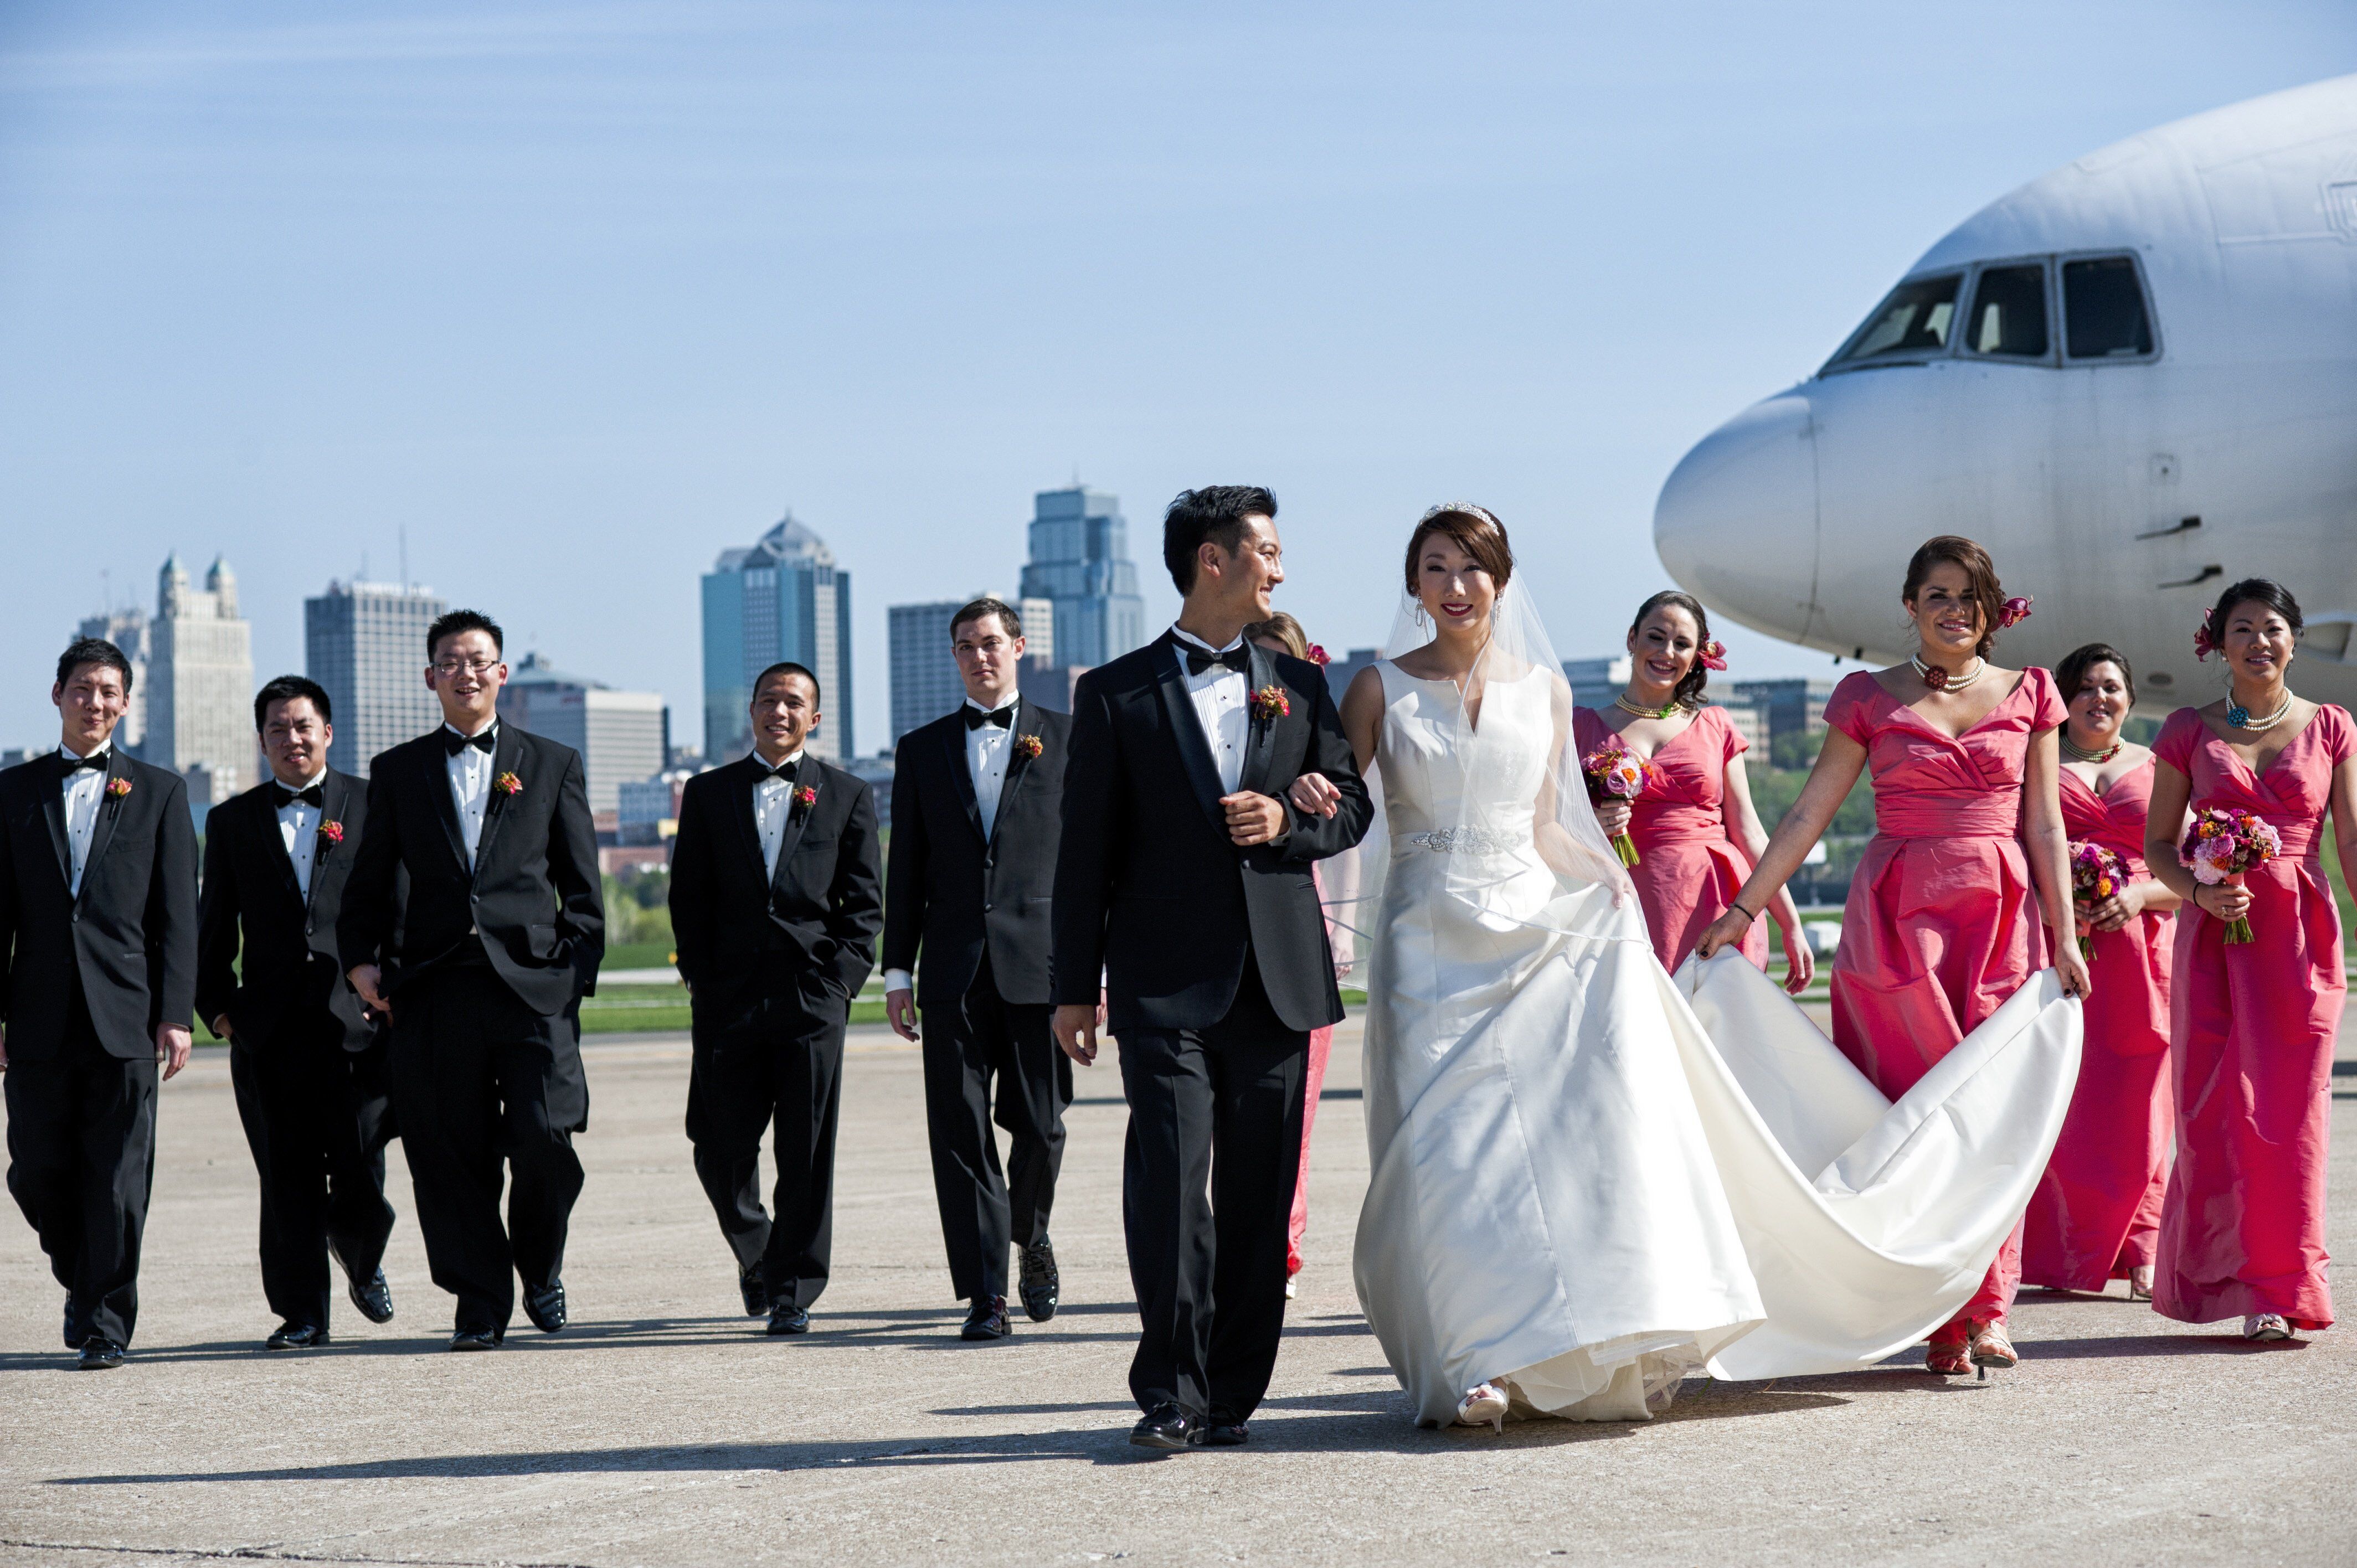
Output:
top-left (2243, 1313), bottom-right (2293, 1342)
top-left (1455, 1383), bottom-right (1508, 1432)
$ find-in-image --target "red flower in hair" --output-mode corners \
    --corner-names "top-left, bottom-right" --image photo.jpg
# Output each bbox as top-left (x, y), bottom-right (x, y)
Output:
top-left (1998, 596), bottom-right (2035, 629)
top-left (2193, 620), bottom-right (2217, 661)
top-left (1305, 644), bottom-right (1332, 668)
top-left (1699, 639), bottom-right (1728, 672)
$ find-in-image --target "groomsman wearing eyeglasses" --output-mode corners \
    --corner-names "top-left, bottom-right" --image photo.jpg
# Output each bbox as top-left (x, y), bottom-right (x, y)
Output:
top-left (669, 662), bottom-right (883, 1336)
top-left (338, 610), bottom-right (605, 1352)
top-left (881, 599), bottom-right (1076, 1341)
top-left (0, 638), bottom-right (199, 1370)
top-left (197, 675), bottom-right (396, 1350)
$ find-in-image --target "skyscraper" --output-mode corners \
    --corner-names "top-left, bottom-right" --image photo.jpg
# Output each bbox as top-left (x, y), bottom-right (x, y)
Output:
top-left (148, 553), bottom-right (254, 801)
top-left (503, 652), bottom-right (669, 817)
top-left (701, 513), bottom-right (855, 762)
top-left (305, 579), bottom-right (449, 777)
top-left (889, 599), bottom-right (975, 744)
top-left (1017, 486), bottom-right (1145, 671)
top-left (75, 606), bottom-right (151, 755)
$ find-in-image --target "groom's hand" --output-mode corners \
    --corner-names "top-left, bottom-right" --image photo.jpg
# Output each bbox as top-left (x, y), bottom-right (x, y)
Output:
top-left (1053, 1004), bottom-right (1099, 1065)
top-left (1223, 791), bottom-right (1288, 847)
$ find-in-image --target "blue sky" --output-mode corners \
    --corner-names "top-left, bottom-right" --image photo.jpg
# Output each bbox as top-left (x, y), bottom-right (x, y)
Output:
top-left (2, 2), bottom-right (2350, 756)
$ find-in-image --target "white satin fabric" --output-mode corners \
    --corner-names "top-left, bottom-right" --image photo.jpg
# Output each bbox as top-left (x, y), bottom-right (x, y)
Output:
top-left (1353, 662), bottom-right (2082, 1425)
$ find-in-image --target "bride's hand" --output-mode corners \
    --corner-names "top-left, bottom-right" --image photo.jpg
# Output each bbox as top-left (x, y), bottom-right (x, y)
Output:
top-left (1694, 907), bottom-right (1752, 961)
top-left (1288, 772), bottom-right (1341, 819)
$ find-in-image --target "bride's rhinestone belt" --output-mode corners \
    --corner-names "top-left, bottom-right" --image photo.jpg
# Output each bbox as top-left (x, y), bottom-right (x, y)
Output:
top-left (1404, 826), bottom-right (1515, 854)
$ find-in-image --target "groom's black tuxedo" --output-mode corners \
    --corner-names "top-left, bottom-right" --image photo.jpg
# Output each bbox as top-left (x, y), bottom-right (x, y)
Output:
top-left (337, 722), bottom-right (604, 1335)
top-left (1053, 630), bottom-right (1371, 1423)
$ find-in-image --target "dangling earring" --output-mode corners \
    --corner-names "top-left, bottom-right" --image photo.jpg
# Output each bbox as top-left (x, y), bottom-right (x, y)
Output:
top-left (1414, 604), bottom-right (1429, 628)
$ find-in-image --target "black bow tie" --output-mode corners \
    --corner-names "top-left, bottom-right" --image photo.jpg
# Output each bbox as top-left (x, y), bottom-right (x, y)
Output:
top-left (758, 756), bottom-right (799, 782)
top-left (1182, 643), bottom-right (1251, 678)
top-left (64, 751), bottom-right (109, 773)
top-left (277, 784), bottom-right (325, 809)
top-left (964, 704), bottom-right (1015, 730)
top-left (442, 727), bottom-right (497, 756)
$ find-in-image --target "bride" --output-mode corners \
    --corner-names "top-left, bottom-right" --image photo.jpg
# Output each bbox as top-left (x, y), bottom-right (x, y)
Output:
top-left (1291, 504), bottom-right (2082, 1428)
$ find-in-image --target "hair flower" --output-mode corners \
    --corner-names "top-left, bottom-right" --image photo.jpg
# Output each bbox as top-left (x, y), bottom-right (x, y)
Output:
top-left (2193, 620), bottom-right (2217, 661)
top-left (1305, 643), bottom-right (1332, 668)
top-left (1998, 595), bottom-right (2035, 629)
top-left (1698, 639), bottom-right (1728, 672)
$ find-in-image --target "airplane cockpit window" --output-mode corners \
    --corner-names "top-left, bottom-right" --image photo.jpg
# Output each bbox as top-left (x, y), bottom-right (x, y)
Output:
top-left (1965, 263), bottom-right (2050, 357)
top-left (1826, 273), bottom-right (1961, 367)
top-left (2064, 257), bottom-right (2156, 358)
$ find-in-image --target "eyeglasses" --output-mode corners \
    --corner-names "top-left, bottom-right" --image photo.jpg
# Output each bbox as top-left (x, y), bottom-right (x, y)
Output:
top-left (432, 658), bottom-right (501, 677)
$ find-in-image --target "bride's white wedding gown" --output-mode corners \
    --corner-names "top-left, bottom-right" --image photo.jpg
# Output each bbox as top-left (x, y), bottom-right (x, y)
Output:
top-left (1352, 662), bottom-right (2082, 1425)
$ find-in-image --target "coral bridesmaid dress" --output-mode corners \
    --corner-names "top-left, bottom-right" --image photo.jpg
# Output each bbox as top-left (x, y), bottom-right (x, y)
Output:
top-left (2021, 758), bottom-right (2174, 1292)
top-left (1573, 705), bottom-right (1769, 973)
top-left (2150, 704), bottom-right (2351, 1331)
top-left (1823, 666), bottom-right (2067, 1340)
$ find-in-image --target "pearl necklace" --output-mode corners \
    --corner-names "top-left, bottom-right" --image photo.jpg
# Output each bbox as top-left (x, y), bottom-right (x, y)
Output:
top-left (1614, 694), bottom-right (1681, 720)
top-left (2059, 729), bottom-right (2122, 764)
top-left (2227, 692), bottom-right (2294, 730)
top-left (1910, 653), bottom-right (1986, 693)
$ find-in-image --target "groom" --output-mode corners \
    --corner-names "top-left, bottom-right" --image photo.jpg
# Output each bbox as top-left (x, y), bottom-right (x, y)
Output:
top-left (1053, 485), bottom-right (1371, 1451)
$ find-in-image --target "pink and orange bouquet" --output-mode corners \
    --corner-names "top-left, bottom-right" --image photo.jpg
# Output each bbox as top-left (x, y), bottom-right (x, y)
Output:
top-left (2179, 806), bottom-right (2282, 944)
top-left (1579, 742), bottom-right (1651, 867)
top-left (2067, 840), bottom-right (2127, 961)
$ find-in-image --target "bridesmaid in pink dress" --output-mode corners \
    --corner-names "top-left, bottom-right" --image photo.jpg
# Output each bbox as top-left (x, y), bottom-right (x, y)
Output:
top-left (2142, 579), bottom-right (2357, 1342)
top-left (1576, 591), bottom-right (1811, 991)
top-left (2021, 644), bottom-right (2181, 1298)
top-left (1699, 536), bottom-right (2088, 1378)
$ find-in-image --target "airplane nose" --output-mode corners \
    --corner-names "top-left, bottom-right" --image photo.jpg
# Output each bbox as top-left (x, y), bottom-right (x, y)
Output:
top-left (1653, 393), bottom-right (1820, 643)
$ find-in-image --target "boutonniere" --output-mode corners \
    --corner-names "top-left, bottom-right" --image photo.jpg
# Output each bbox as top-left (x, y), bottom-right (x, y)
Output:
top-left (318, 819), bottom-right (345, 845)
top-left (1250, 685), bottom-right (1291, 724)
top-left (105, 777), bottom-right (132, 799)
top-left (494, 772), bottom-right (523, 796)
top-left (1015, 733), bottom-right (1044, 761)
top-left (794, 783), bottom-right (819, 809)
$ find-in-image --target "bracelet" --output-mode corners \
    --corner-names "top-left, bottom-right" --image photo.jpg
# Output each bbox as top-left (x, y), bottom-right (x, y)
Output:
top-left (1729, 902), bottom-right (1757, 924)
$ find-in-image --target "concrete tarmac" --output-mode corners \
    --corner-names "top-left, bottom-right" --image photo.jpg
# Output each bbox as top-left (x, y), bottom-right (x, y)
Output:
top-left (3, 1014), bottom-right (2354, 1567)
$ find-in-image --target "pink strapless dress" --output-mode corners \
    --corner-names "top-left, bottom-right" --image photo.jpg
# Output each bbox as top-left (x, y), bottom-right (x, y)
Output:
top-left (2020, 757), bottom-right (2174, 1292)
top-left (1573, 705), bottom-right (1768, 973)
top-left (2150, 705), bottom-right (2350, 1331)
top-left (1825, 666), bottom-right (2067, 1339)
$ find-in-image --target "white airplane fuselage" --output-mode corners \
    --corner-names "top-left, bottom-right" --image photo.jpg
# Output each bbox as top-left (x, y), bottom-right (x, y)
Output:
top-left (1655, 75), bottom-right (2357, 711)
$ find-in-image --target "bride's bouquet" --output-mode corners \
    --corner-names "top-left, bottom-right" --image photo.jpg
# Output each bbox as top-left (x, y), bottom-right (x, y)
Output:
top-left (2179, 807), bottom-right (2282, 945)
top-left (2067, 840), bottom-right (2127, 961)
top-left (1579, 742), bottom-right (1651, 867)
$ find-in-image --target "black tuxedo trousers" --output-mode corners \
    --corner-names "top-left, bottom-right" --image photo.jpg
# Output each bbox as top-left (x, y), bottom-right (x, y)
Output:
top-left (229, 1037), bottom-right (395, 1332)
top-left (1118, 955), bottom-right (1308, 1422)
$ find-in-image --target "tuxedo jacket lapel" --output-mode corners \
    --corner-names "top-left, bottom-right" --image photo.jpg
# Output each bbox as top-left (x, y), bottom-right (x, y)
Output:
top-left (257, 789), bottom-right (303, 907)
top-left (427, 741), bottom-right (471, 878)
top-left (76, 750), bottom-right (131, 904)
top-left (734, 759), bottom-right (766, 874)
top-left (989, 699), bottom-right (1035, 848)
top-left (1152, 644), bottom-right (1228, 831)
top-left (470, 726), bottom-right (524, 877)
top-left (39, 761), bottom-right (70, 890)
top-left (769, 767), bottom-right (815, 894)
top-left (944, 718), bottom-right (985, 843)
top-left (305, 773), bottom-right (352, 915)
top-left (1238, 644), bottom-right (1283, 799)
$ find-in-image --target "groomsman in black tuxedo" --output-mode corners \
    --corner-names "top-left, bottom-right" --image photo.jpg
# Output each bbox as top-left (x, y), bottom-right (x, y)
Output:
top-left (882, 597), bottom-right (1074, 1342)
top-left (1053, 487), bottom-right (1371, 1450)
top-left (338, 610), bottom-right (605, 1351)
top-left (198, 675), bottom-right (396, 1350)
top-left (670, 662), bottom-right (882, 1336)
top-left (0, 638), bottom-right (198, 1370)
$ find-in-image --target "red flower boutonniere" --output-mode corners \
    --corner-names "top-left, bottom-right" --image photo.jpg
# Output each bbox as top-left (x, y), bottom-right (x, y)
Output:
top-left (494, 771), bottom-right (523, 796)
top-left (105, 777), bottom-right (132, 799)
top-left (794, 783), bottom-right (819, 808)
top-left (318, 819), bottom-right (345, 845)
top-left (1250, 685), bottom-right (1290, 723)
top-left (1015, 733), bottom-right (1044, 761)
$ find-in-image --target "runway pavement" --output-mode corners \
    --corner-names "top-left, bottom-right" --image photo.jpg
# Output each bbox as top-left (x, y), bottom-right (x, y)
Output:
top-left (2, 1013), bottom-right (2354, 1567)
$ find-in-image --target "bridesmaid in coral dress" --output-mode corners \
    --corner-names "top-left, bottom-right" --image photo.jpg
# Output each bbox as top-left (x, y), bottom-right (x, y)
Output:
top-left (2021, 644), bottom-right (2181, 1299)
top-left (1700, 535), bottom-right (2088, 1378)
top-left (2143, 579), bottom-right (2357, 1342)
top-left (1577, 591), bottom-right (1811, 991)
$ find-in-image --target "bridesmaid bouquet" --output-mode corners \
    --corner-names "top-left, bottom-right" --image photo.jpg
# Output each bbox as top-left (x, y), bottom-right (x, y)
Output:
top-left (1580, 742), bottom-right (1651, 866)
top-left (2179, 807), bottom-right (2282, 944)
top-left (2067, 841), bottom-right (2127, 960)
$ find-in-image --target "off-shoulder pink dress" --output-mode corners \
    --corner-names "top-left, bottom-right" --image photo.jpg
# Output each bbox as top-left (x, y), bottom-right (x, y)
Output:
top-left (1573, 705), bottom-right (1768, 973)
top-left (1824, 666), bottom-right (2067, 1339)
top-left (2021, 757), bottom-right (2174, 1292)
top-left (2150, 705), bottom-right (2350, 1331)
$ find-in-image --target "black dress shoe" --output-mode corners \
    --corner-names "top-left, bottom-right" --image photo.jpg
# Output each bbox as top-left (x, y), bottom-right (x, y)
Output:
top-left (449, 1325), bottom-right (502, 1352)
top-left (960, 1295), bottom-right (1012, 1342)
top-left (1129, 1402), bottom-right (1193, 1451)
top-left (739, 1267), bottom-right (770, 1318)
top-left (346, 1268), bottom-right (394, 1325)
top-left (1192, 1409), bottom-right (1249, 1447)
top-left (766, 1303), bottom-right (810, 1336)
top-left (63, 1297), bottom-right (90, 1350)
top-left (1019, 1238), bottom-right (1060, 1323)
top-left (266, 1322), bottom-right (330, 1350)
top-left (77, 1339), bottom-right (126, 1371)
top-left (523, 1280), bottom-right (567, 1333)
